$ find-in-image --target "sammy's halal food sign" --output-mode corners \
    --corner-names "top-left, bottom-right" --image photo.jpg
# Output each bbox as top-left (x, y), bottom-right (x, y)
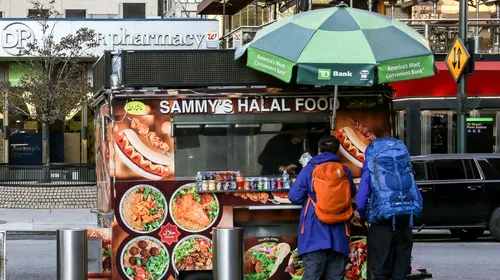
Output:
top-left (0, 20), bottom-right (219, 57)
top-left (119, 97), bottom-right (338, 116)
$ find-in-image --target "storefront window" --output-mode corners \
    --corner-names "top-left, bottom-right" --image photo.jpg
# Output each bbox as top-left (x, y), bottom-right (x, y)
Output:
top-left (431, 113), bottom-right (448, 154)
top-left (172, 113), bottom-right (329, 177)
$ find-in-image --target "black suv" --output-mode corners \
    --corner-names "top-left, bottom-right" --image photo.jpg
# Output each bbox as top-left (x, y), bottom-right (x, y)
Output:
top-left (411, 154), bottom-right (500, 241)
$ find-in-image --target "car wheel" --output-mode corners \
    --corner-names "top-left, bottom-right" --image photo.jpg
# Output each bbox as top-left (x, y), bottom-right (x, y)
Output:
top-left (489, 208), bottom-right (500, 241)
top-left (449, 229), bottom-right (484, 241)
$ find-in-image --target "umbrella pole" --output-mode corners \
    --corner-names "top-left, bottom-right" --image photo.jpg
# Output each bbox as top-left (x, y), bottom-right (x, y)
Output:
top-left (331, 85), bottom-right (339, 131)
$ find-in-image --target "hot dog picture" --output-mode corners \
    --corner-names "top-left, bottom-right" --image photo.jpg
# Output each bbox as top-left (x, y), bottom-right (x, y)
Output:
top-left (114, 128), bottom-right (172, 180)
top-left (335, 119), bottom-right (377, 168)
top-left (335, 127), bottom-right (368, 168)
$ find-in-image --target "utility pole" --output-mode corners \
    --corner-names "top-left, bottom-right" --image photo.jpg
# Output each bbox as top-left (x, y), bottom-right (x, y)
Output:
top-left (457, 0), bottom-right (468, 153)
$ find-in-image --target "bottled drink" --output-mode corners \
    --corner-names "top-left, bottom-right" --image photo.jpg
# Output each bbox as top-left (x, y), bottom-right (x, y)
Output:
top-left (215, 172), bottom-right (223, 191)
top-left (223, 172), bottom-right (231, 191)
top-left (283, 170), bottom-right (291, 189)
top-left (208, 173), bottom-right (216, 191)
top-left (236, 171), bottom-right (244, 190)
top-left (230, 172), bottom-right (237, 190)
top-left (195, 172), bottom-right (203, 191)
top-left (201, 173), bottom-right (209, 191)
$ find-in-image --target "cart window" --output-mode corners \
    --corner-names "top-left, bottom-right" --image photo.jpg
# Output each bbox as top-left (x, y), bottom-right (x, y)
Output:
top-left (172, 116), bottom-right (329, 178)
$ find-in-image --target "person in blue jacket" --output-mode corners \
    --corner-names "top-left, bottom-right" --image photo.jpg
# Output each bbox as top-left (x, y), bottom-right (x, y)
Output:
top-left (356, 160), bottom-right (423, 280)
top-left (288, 135), bottom-right (356, 280)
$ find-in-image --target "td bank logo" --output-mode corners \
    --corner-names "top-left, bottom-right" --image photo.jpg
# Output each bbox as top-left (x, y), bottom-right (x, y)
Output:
top-left (318, 69), bottom-right (331, 80)
top-left (318, 69), bottom-right (354, 80)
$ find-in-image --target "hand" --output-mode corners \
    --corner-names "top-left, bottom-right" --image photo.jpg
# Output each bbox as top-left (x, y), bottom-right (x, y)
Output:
top-left (279, 164), bottom-right (298, 174)
top-left (286, 164), bottom-right (298, 174)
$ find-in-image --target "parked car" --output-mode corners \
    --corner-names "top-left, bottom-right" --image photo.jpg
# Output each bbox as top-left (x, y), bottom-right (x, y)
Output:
top-left (411, 154), bottom-right (500, 241)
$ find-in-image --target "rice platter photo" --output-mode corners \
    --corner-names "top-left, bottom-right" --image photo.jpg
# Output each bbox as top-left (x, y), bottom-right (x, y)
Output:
top-left (120, 185), bottom-right (167, 233)
top-left (121, 236), bottom-right (170, 280)
top-left (172, 235), bottom-right (213, 273)
top-left (170, 184), bottom-right (219, 233)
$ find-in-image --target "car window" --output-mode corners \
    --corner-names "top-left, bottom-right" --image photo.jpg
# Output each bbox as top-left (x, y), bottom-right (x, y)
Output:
top-left (478, 160), bottom-right (499, 180)
top-left (432, 159), bottom-right (467, 180)
top-left (411, 161), bottom-right (428, 181)
top-left (466, 159), bottom-right (481, 179)
top-left (487, 159), bottom-right (500, 174)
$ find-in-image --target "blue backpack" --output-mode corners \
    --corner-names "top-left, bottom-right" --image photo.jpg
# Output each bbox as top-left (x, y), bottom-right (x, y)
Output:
top-left (365, 137), bottom-right (423, 229)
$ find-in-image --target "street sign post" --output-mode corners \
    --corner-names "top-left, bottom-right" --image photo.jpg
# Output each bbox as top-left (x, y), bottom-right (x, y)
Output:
top-left (445, 36), bottom-right (470, 82)
top-left (455, 0), bottom-right (469, 154)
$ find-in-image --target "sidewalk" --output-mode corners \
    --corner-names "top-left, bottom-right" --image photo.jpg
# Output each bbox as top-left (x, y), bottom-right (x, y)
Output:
top-left (0, 185), bottom-right (98, 232)
top-left (0, 186), bottom-right (96, 209)
top-left (0, 209), bottom-right (97, 232)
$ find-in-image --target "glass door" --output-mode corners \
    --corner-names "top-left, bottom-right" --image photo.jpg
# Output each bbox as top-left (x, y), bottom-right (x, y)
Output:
top-left (422, 110), bottom-right (457, 154)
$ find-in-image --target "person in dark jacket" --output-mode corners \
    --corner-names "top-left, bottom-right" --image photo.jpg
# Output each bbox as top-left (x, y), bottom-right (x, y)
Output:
top-left (257, 131), bottom-right (305, 176)
top-left (356, 161), bottom-right (423, 280)
top-left (288, 135), bottom-right (356, 280)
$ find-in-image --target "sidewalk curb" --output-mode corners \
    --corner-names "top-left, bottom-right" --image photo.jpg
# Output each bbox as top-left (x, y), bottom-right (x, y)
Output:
top-left (6, 231), bottom-right (56, 235)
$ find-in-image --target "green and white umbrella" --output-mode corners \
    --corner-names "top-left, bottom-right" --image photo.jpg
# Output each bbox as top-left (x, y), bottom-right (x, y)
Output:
top-left (235, 4), bottom-right (435, 86)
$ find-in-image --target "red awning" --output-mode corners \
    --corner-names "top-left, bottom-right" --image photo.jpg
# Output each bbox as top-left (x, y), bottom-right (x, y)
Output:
top-left (391, 61), bottom-right (500, 98)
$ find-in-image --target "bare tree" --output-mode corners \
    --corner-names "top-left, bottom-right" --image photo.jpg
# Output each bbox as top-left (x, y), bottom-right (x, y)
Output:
top-left (0, 0), bottom-right (95, 174)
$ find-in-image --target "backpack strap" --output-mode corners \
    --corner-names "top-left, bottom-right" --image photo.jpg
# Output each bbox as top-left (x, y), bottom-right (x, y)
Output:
top-left (301, 164), bottom-right (318, 235)
top-left (301, 197), bottom-right (312, 234)
top-left (373, 157), bottom-right (383, 190)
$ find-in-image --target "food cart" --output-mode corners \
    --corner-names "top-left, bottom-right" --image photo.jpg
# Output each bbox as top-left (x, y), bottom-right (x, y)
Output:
top-left (90, 49), bottom-right (426, 280)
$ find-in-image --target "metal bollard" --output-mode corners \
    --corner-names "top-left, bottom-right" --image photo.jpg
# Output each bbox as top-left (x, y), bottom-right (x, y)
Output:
top-left (57, 228), bottom-right (88, 280)
top-left (0, 231), bottom-right (5, 280)
top-left (212, 227), bottom-right (243, 280)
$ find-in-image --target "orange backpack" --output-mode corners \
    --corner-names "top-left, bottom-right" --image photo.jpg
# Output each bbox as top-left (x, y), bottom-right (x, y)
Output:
top-left (302, 162), bottom-right (354, 231)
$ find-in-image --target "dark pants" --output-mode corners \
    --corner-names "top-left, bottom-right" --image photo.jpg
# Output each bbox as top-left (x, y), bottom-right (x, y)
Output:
top-left (368, 223), bottom-right (413, 280)
top-left (302, 249), bottom-right (346, 280)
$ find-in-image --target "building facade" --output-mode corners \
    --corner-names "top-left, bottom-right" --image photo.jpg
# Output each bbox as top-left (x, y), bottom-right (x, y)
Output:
top-left (0, 0), bottom-right (161, 18)
top-left (163, 0), bottom-right (202, 18)
top-left (0, 1), bottom-right (220, 164)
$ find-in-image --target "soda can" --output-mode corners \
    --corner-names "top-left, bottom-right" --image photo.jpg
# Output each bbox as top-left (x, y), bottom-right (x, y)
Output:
top-left (270, 179), bottom-right (277, 190)
top-left (277, 178), bottom-right (283, 189)
top-left (244, 179), bottom-right (251, 190)
top-left (250, 178), bottom-right (258, 190)
top-left (264, 178), bottom-right (270, 190)
top-left (257, 178), bottom-right (264, 190)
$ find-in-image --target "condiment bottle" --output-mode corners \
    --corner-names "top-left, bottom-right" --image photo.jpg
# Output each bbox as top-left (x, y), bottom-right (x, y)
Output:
top-left (208, 172), bottom-right (216, 191)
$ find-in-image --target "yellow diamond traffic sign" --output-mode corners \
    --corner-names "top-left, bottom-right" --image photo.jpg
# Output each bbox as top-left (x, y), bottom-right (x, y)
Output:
top-left (445, 36), bottom-right (470, 82)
